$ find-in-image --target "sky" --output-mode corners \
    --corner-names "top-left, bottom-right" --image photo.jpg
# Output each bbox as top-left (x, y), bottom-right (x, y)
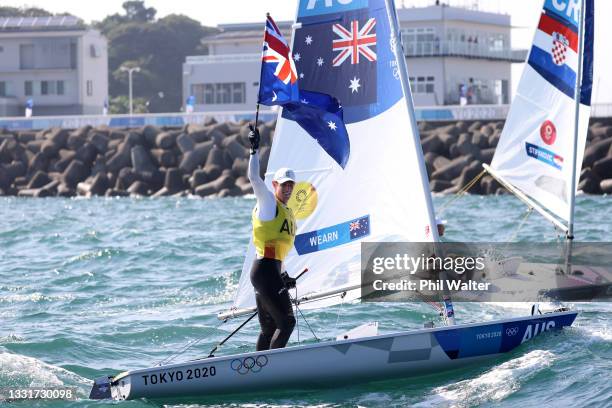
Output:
top-left (3, 0), bottom-right (610, 103)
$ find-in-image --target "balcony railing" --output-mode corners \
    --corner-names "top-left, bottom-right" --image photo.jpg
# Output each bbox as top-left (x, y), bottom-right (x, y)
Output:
top-left (186, 54), bottom-right (261, 64)
top-left (402, 40), bottom-right (527, 62)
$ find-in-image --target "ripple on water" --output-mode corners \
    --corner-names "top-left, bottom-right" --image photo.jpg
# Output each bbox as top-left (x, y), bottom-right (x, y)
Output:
top-left (0, 196), bottom-right (609, 407)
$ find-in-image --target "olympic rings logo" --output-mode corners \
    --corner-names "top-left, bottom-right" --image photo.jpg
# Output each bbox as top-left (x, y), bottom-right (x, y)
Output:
top-left (230, 355), bottom-right (268, 375)
top-left (506, 327), bottom-right (519, 336)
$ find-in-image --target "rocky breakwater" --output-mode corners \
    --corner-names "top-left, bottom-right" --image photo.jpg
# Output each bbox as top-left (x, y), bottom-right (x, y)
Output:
top-left (418, 118), bottom-right (612, 195)
top-left (1, 118), bottom-right (612, 198)
top-left (0, 119), bottom-right (273, 198)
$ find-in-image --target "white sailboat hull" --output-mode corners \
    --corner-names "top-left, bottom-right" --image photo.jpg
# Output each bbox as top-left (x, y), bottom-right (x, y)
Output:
top-left (91, 310), bottom-right (577, 401)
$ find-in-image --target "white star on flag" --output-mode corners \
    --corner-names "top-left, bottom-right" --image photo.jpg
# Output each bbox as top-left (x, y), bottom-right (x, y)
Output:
top-left (327, 121), bottom-right (337, 131)
top-left (294, 53), bottom-right (301, 61)
top-left (316, 57), bottom-right (324, 66)
top-left (299, 72), bottom-right (304, 79)
top-left (301, 98), bottom-right (309, 104)
top-left (349, 77), bottom-right (361, 93)
top-left (305, 35), bottom-right (313, 45)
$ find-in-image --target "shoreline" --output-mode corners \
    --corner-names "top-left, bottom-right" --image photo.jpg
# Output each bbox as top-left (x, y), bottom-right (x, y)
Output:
top-left (1, 118), bottom-right (611, 198)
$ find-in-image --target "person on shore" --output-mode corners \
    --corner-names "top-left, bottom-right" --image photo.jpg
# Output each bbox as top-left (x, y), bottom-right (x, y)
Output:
top-left (247, 125), bottom-right (297, 351)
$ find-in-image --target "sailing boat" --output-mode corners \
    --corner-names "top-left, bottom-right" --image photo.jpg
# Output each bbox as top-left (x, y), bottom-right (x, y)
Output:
top-left (89, 0), bottom-right (577, 401)
top-left (480, 0), bottom-right (609, 299)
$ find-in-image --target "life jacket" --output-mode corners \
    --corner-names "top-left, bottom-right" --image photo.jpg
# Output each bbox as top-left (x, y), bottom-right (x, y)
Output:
top-left (252, 200), bottom-right (296, 261)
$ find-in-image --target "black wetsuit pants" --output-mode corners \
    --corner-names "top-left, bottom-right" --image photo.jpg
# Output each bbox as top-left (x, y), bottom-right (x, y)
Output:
top-left (250, 258), bottom-right (296, 350)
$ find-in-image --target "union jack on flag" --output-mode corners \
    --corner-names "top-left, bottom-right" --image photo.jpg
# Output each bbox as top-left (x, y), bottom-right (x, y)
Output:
top-left (349, 215), bottom-right (370, 239)
top-left (332, 18), bottom-right (377, 66)
top-left (263, 15), bottom-right (298, 85)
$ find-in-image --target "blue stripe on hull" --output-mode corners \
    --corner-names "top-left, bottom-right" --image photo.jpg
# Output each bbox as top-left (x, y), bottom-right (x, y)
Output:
top-left (434, 312), bottom-right (577, 360)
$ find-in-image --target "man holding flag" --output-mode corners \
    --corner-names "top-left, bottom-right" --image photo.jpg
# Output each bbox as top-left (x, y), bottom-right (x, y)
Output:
top-left (247, 14), bottom-right (349, 350)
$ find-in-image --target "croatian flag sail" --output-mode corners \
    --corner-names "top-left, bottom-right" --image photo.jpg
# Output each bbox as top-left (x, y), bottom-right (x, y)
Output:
top-left (490, 0), bottom-right (594, 224)
top-left (232, 0), bottom-right (437, 310)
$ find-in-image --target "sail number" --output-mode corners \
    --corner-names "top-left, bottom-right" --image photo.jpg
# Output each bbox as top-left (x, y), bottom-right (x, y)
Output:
top-left (141, 366), bottom-right (216, 386)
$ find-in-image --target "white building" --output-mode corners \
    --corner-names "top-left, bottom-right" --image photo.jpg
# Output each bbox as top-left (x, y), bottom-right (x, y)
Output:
top-left (183, 3), bottom-right (526, 113)
top-left (0, 16), bottom-right (108, 117)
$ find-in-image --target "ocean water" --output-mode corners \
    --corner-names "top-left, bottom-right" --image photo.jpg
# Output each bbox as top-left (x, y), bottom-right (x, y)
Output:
top-left (0, 195), bottom-right (610, 408)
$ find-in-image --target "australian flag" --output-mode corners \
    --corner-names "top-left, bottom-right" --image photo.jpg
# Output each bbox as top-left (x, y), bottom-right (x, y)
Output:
top-left (258, 14), bottom-right (350, 169)
top-left (292, 10), bottom-right (378, 110)
top-left (349, 215), bottom-right (370, 240)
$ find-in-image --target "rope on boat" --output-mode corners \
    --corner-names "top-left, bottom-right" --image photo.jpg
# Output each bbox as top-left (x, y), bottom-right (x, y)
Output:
top-left (155, 320), bottom-right (227, 366)
top-left (505, 207), bottom-right (533, 244)
top-left (437, 169), bottom-right (487, 215)
top-left (291, 287), bottom-right (320, 343)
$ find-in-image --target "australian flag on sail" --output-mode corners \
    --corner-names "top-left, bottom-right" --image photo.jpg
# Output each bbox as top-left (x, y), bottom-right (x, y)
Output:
top-left (258, 14), bottom-right (350, 168)
top-left (291, 0), bottom-right (401, 124)
top-left (527, 0), bottom-right (594, 104)
top-left (293, 7), bottom-right (378, 116)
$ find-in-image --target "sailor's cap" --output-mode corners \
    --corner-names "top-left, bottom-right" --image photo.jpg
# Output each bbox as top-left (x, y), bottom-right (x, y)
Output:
top-left (272, 167), bottom-right (296, 184)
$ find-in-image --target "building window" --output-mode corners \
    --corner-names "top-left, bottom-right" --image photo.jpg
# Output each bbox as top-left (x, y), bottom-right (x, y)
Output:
top-left (401, 27), bottom-right (437, 55)
top-left (87, 80), bottom-right (93, 96)
top-left (409, 76), bottom-right (435, 94)
top-left (214, 83), bottom-right (231, 104)
top-left (0, 46), bottom-right (4, 53)
top-left (232, 83), bottom-right (245, 104)
top-left (38, 80), bottom-right (65, 96)
top-left (25, 81), bottom-right (33, 96)
top-left (20, 44), bottom-right (35, 69)
top-left (192, 82), bottom-right (246, 105)
top-left (204, 84), bottom-right (214, 104)
top-left (0, 81), bottom-right (6, 97)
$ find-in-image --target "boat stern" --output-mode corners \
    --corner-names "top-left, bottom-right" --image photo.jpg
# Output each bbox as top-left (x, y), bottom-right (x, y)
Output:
top-left (89, 376), bottom-right (112, 400)
top-left (89, 371), bottom-right (132, 401)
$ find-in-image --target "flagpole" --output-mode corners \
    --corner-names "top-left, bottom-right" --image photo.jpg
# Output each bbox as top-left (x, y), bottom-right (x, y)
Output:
top-left (253, 13), bottom-right (270, 130)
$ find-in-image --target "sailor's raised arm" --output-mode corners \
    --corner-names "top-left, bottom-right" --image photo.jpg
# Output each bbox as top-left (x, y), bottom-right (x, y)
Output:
top-left (248, 126), bottom-right (276, 221)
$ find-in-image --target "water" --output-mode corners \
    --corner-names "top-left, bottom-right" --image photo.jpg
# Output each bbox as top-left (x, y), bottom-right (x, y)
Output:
top-left (0, 195), bottom-right (610, 407)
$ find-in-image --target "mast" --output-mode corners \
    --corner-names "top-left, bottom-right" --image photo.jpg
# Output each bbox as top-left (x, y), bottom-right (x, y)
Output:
top-left (383, 0), bottom-right (440, 244)
top-left (567, 0), bottom-right (586, 241)
top-left (564, 0), bottom-right (586, 274)
top-left (384, 0), bottom-right (455, 325)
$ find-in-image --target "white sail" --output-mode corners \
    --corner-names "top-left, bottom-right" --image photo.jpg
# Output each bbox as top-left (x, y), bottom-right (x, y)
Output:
top-left (233, 0), bottom-right (437, 311)
top-left (490, 0), bottom-right (594, 224)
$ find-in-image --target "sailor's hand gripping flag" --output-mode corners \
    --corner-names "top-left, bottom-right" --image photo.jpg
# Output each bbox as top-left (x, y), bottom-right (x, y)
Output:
top-left (258, 14), bottom-right (350, 169)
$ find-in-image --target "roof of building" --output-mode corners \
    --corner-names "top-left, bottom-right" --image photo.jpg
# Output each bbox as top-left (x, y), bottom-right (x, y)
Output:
top-left (203, 21), bottom-right (292, 43)
top-left (396, 4), bottom-right (510, 26)
top-left (0, 15), bottom-right (85, 32)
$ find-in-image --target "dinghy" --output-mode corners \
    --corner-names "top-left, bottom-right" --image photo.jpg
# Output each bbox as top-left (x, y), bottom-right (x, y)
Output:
top-left (90, 0), bottom-right (583, 401)
top-left (479, 0), bottom-right (609, 299)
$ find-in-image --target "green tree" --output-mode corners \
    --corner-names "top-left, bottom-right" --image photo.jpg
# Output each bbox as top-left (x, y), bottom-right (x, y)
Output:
top-left (109, 95), bottom-right (148, 114)
top-left (100, 4), bottom-right (217, 113)
top-left (123, 1), bottom-right (156, 22)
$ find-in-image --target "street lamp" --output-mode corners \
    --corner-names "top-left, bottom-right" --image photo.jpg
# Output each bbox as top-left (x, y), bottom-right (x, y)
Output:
top-left (120, 65), bottom-right (140, 115)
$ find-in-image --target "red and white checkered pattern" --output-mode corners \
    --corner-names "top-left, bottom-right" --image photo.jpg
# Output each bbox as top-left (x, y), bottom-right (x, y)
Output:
top-left (551, 32), bottom-right (569, 66)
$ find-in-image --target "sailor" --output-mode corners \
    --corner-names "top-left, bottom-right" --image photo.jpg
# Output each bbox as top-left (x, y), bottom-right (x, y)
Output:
top-left (247, 125), bottom-right (297, 351)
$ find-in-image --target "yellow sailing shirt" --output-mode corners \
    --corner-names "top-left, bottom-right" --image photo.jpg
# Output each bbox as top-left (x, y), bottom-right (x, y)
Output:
top-left (252, 200), bottom-right (296, 261)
